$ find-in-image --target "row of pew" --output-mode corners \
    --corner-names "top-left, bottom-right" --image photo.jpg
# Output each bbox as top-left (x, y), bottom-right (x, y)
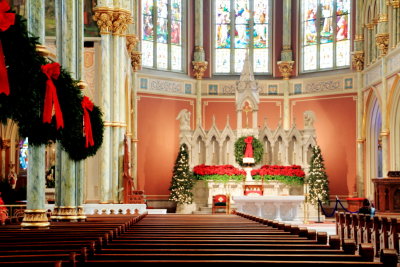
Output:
top-left (0, 211), bottom-right (398, 265)
top-left (336, 211), bottom-right (400, 258)
top-left (0, 213), bottom-right (147, 266)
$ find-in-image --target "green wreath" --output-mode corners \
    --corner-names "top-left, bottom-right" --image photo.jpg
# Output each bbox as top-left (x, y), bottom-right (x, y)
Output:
top-left (0, 8), bottom-right (103, 160)
top-left (234, 136), bottom-right (264, 166)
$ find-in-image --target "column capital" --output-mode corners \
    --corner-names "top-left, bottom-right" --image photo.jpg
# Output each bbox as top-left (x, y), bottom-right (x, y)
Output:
top-left (192, 61), bottom-right (208, 80)
top-left (391, 0), bottom-right (400, 8)
top-left (375, 33), bottom-right (389, 56)
top-left (351, 51), bottom-right (364, 72)
top-left (93, 7), bottom-right (114, 34)
top-left (126, 34), bottom-right (142, 72)
top-left (277, 61), bottom-right (295, 80)
top-left (112, 9), bottom-right (133, 36)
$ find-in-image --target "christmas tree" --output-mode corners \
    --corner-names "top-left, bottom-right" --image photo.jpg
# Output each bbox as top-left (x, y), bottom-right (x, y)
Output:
top-left (306, 145), bottom-right (329, 205)
top-left (169, 144), bottom-right (195, 204)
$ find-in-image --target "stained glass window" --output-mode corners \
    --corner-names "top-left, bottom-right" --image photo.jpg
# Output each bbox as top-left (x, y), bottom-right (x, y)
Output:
top-left (214, 0), bottom-right (271, 74)
top-left (301, 0), bottom-right (351, 72)
top-left (141, 0), bottom-right (185, 72)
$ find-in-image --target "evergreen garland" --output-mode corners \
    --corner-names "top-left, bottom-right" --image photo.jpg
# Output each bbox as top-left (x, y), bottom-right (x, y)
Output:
top-left (0, 7), bottom-right (104, 160)
top-left (169, 144), bottom-right (195, 204)
top-left (306, 145), bottom-right (330, 205)
top-left (234, 136), bottom-right (263, 166)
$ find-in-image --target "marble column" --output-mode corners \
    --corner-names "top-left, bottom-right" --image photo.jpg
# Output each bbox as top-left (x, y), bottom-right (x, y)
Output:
top-left (21, 0), bottom-right (49, 228)
top-left (277, 0), bottom-right (293, 131)
top-left (111, 18), bottom-right (121, 204)
top-left (93, 2), bottom-right (113, 203)
top-left (277, 63), bottom-right (294, 131)
top-left (353, 0), bottom-right (365, 198)
top-left (380, 57), bottom-right (389, 177)
top-left (356, 72), bottom-right (364, 197)
top-left (112, 6), bottom-right (132, 203)
top-left (282, 80), bottom-right (290, 130)
top-left (193, 0), bottom-right (207, 127)
top-left (52, 0), bottom-right (84, 222)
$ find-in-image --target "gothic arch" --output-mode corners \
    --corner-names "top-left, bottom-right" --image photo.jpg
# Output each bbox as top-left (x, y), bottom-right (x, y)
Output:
top-left (365, 93), bottom-right (382, 199)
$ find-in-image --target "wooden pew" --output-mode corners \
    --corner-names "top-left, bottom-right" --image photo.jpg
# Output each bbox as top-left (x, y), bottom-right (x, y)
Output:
top-left (387, 218), bottom-right (400, 254)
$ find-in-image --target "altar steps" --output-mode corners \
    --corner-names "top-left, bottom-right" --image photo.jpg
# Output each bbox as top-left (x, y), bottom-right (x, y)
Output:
top-left (192, 206), bottom-right (212, 215)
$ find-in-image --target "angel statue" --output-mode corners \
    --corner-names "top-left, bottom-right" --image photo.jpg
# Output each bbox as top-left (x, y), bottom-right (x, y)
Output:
top-left (303, 110), bottom-right (316, 129)
top-left (176, 109), bottom-right (191, 131)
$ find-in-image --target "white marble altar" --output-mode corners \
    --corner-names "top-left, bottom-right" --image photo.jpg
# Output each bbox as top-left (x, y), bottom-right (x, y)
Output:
top-left (233, 195), bottom-right (305, 221)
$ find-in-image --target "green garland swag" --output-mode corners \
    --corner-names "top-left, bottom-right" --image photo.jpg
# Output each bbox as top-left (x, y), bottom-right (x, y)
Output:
top-left (0, 10), bottom-right (104, 160)
top-left (234, 136), bottom-right (264, 166)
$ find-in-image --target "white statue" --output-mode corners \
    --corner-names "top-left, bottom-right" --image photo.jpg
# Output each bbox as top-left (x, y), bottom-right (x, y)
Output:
top-left (304, 110), bottom-right (316, 129)
top-left (176, 109), bottom-right (191, 131)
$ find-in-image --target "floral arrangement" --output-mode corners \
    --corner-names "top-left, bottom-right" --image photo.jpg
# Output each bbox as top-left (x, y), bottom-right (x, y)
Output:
top-left (251, 165), bottom-right (305, 185)
top-left (193, 164), bottom-right (245, 181)
top-left (193, 164), bottom-right (305, 185)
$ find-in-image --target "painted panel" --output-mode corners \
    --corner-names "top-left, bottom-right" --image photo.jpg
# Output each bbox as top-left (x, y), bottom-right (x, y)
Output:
top-left (291, 94), bottom-right (357, 198)
top-left (137, 93), bottom-right (195, 198)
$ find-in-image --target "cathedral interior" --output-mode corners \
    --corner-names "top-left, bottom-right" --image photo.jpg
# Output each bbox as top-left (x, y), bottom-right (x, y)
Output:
top-left (0, 0), bottom-right (399, 240)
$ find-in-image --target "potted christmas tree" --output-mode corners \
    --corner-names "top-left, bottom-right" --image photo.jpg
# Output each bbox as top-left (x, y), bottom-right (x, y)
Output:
top-left (306, 145), bottom-right (329, 222)
top-left (169, 144), bottom-right (195, 214)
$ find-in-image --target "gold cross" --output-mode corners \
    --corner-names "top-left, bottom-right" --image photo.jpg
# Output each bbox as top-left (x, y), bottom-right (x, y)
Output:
top-left (243, 103), bottom-right (252, 128)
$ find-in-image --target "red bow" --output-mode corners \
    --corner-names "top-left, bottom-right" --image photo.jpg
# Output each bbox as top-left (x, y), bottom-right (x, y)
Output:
top-left (244, 136), bottom-right (254, 158)
top-left (42, 63), bottom-right (64, 129)
top-left (81, 96), bottom-right (94, 148)
top-left (0, 1), bottom-right (15, 96)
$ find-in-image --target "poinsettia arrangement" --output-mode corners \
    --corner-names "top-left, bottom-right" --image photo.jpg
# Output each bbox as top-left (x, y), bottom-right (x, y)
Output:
top-left (193, 164), bottom-right (246, 181)
top-left (252, 165), bottom-right (305, 185)
top-left (193, 164), bottom-right (305, 185)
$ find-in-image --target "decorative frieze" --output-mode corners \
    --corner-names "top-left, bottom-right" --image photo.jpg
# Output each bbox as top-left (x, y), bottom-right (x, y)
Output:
top-left (392, 0), bottom-right (400, 8)
top-left (352, 51), bottom-right (364, 72)
top-left (304, 80), bottom-right (342, 93)
top-left (376, 33), bottom-right (389, 56)
top-left (192, 61), bottom-right (208, 80)
top-left (277, 61), bottom-right (294, 80)
top-left (92, 7), bottom-right (114, 34)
